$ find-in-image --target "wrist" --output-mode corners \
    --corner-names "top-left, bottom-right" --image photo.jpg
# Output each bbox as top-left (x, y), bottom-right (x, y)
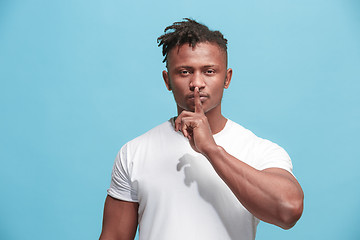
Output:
top-left (203, 144), bottom-right (224, 162)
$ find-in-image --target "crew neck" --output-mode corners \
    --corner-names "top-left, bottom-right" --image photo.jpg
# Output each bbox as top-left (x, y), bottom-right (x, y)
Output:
top-left (213, 118), bottom-right (230, 137)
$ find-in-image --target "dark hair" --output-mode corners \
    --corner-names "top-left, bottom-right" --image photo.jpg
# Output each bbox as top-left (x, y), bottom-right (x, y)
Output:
top-left (157, 18), bottom-right (228, 63)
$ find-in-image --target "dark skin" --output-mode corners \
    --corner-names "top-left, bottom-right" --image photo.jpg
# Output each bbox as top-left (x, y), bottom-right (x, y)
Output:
top-left (99, 196), bottom-right (138, 240)
top-left (99, 42), bottom-right (304, 239)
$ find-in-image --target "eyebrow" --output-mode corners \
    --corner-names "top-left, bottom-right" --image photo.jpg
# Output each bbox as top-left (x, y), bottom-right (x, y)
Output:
top-left (203, 65), bottom-right (217, 68)
top-left (176, 66), bottom-right (193, 69)
top-left (176, 64), bottom-right (217, 69)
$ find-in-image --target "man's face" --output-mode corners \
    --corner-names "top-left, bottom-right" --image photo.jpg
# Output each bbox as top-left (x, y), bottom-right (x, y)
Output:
top-left (163, 42), bottom-right (232, 115)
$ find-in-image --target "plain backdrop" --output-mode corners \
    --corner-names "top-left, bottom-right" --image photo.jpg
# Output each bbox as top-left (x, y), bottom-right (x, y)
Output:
top-left (1, 0), bottom-right (359, 239)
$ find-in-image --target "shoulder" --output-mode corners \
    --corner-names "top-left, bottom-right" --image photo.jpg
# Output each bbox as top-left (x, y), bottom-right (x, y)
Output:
top-left (227, 119), bottom-right (292, 172)
top-left (225, 119), bottom-right (281, 147)
top-left (114, 119), bottom-right (174, 165)
top-left (225, 119), bottom-right (256, 137)
top-left (122, 119), bottom-right (174, 151)
top-left (220, 119), bottom-right (260, 145)
top-left (223, 119), bottom-right (290, 160)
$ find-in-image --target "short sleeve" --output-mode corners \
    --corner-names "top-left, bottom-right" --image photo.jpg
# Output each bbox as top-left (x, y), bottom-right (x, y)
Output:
top-left (255, 139), bottom-right (294, 175)
top-left (107, 144), bottom-right (138, 202)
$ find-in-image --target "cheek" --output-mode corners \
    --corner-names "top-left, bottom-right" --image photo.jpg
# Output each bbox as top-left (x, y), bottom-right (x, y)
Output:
top-left (210, 81), bottom-right (226, 98)
top-left (170, 83), bottom-right (185, 98)
top-left (210, 78), bottom-right (226, 89)
top-left (170, 79), bottom-right (189, 92)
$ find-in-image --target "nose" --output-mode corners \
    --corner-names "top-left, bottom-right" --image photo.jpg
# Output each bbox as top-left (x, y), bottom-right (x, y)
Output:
top-left (189, 71), bottom-right (205, 91)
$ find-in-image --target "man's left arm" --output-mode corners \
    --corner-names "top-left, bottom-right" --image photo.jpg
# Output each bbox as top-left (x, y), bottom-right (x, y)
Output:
top-left (175, 87), bottom-right (304, 229)
top-left (204, 146), bottom-right (303, 229)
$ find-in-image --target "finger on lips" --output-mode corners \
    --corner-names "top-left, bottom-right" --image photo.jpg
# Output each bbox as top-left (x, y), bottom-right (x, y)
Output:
top-left (174, 87), bottom-right (204, 134)
top-left (194, 87), bottom-right (203, 113)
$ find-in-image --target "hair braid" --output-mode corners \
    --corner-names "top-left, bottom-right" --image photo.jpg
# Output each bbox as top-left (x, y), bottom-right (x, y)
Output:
top-left (157, 18), bottom-right (228, 63)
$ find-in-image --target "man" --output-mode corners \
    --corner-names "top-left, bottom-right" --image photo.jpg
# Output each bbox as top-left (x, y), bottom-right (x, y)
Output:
top-left (100, 18), bottom-right (304, 240)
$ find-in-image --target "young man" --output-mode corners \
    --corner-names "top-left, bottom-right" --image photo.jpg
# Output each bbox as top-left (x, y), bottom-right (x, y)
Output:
top-left (100, 18), bottom-right (304, 240)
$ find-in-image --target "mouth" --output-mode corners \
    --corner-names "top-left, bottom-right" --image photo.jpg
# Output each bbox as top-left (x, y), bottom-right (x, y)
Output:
top-left (186, 93), bottom-right (209, 100)
top-left (186, 95), bottom-right (209, 106)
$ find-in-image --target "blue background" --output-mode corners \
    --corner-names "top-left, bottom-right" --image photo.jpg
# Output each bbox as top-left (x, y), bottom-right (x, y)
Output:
top-left (1, 0), bottom-right (359, 239)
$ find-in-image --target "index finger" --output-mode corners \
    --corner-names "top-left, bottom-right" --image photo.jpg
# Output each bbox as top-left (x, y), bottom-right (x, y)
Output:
top-left (194, 87), bottom-right (203, 113)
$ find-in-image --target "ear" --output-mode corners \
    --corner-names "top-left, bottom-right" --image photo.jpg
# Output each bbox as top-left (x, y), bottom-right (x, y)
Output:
top-left (224, 68), bottom-right (233, 89)
top-left (163, 70), bottom-right (172, 91)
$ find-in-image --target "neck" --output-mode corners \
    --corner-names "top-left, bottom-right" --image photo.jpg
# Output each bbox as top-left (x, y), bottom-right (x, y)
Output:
top-left (205, 107), bottom-right (227, 134)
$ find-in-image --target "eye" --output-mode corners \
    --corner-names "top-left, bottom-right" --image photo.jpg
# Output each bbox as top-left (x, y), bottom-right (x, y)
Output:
top-left (179, 69), bottom-right (190, 75)
top-left (205, 69), bottom-right (215, 75)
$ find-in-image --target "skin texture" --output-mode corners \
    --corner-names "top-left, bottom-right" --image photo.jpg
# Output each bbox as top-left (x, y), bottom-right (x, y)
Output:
top-left (99, 42), bottom-right (304, 239)
top-left (99, 196), bottom-right (138, 240)
top-left (163, 42), bottom-right (232, 136)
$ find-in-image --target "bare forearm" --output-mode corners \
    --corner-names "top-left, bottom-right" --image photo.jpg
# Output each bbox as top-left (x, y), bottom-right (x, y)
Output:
top-left (204, 145), bottom-right (304, 229)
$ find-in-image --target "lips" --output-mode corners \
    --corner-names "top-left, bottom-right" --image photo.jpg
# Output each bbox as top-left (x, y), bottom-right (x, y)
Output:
top-left (186, 92), bottom-right (209, 99)
top-left (186, 93), bottom-right (209, 105)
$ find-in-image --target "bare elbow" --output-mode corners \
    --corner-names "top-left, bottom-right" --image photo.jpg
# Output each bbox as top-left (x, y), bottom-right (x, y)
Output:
top-left (278, 197), bottom-right (304, 230)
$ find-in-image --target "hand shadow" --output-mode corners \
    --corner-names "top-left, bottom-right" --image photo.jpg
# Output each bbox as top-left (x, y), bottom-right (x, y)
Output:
top-left (176, 153), bottom-right (256, 240)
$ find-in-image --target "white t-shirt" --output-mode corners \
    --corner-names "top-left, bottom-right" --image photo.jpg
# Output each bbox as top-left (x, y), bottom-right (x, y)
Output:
top-left (108, 119), bottom-right (293, 240)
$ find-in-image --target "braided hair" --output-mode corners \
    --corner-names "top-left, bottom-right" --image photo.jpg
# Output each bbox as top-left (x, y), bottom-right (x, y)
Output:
top-left (157, 18), bottom-right (228, 63)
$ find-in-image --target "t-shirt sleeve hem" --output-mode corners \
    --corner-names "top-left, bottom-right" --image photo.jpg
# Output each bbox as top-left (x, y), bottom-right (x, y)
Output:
top-left (259, 164), bottom-right (295, 177)
top-left (107, 189), bottom-right (139, 202)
